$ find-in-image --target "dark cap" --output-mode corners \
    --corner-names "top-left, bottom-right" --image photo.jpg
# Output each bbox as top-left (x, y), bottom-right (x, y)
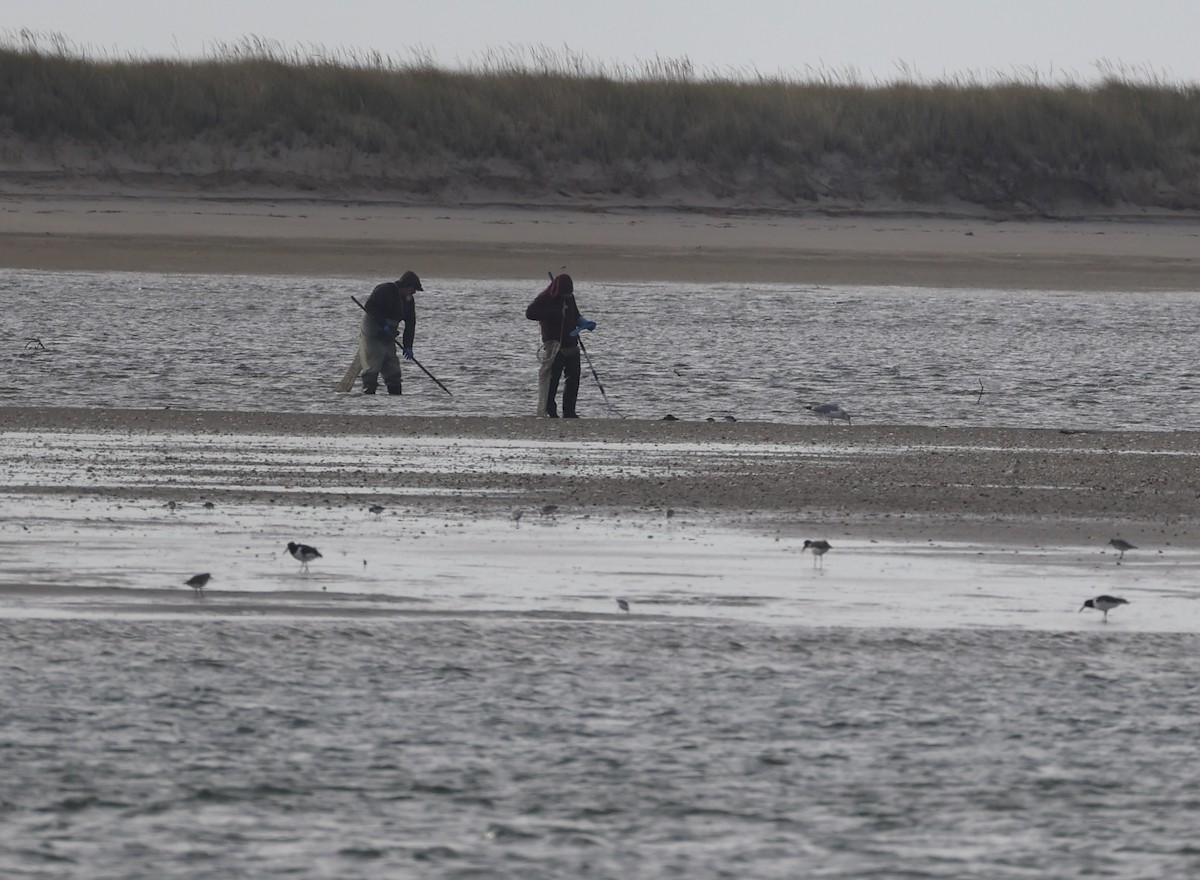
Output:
top-left (397, 270), bottom-right (423, 291)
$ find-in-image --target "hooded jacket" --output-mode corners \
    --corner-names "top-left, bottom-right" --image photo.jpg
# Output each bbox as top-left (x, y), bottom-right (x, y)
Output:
top-left (525, 274), bottom-right (581, 347)
top-left (362, 281), bottom-right (416, 351)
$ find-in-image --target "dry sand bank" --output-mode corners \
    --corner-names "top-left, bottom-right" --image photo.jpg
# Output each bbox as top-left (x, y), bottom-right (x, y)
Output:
top-left (4, 406), bottom-right (1198, 549)
top-left (2, 193), bottom-right (1200, 289)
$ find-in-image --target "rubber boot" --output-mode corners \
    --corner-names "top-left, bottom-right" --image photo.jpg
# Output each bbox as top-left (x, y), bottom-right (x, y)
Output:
top-left (362, 371), bottom-right (379, 394)
top-left (561, 354), bottom-right (582, 418)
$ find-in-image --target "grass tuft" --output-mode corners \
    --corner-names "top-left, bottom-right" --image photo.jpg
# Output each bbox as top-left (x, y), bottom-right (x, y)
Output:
top-left (4, 30), bottom-right (1200, 214)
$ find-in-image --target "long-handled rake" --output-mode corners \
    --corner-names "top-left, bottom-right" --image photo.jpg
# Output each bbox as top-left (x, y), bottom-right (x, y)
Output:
top-left (340, 296), bottom-right (453, 396)
top-left (577, 336), bottom-right (625, 418)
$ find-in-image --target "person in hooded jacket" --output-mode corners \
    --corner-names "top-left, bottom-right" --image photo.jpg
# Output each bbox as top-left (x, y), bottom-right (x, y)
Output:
top-left (525, 273), bottom-right (596, 417)
top-left (359, 270), bottom-right (421, 395)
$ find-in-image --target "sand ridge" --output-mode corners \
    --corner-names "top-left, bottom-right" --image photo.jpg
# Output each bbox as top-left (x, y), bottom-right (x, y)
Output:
top-left (2, 193), bottom-right (1200, 289)
top-left (3, 406), bottom-right (1198, 550)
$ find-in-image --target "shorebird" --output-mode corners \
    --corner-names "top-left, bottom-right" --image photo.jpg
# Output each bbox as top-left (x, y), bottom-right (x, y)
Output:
top-left (1080, 595), bottom-right (1129, 622)
top-left (184, 573), bottom-right (211, 597)
top-left (1108, 538), bottom-right (1136, 561)
top-left (806, 403), bottom-right (851, 425)
top-left (803, 539), bottom-right (832, 568)
top-left (286, 542), bottom-right (323, 573)
top-left (368, 505), bottom-right (385, 517)
top-left (616, 599), bottom-right (630, 613)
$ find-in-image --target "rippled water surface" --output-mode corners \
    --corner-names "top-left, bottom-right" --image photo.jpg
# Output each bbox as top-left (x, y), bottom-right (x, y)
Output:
top-left (3, 268), bottom-right (1199, 428)
top-left (6, 268), bottom-right (1200, 877)
top-left (4, 619), bottom-right (1200, 880)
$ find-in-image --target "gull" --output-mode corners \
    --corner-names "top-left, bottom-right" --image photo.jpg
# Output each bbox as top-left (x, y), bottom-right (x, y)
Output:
top-left (803, 539), bottom-right (832, 568)
top-left (806, 403), bottom-right (851, 425)
top-left (184, 573), bottom-right (211, 597)
top-left (1080, 595), bottom-right (1129, 623)
top-left (286, 542), bottom-right (323, 573)
top-left (1108, 538), bottom-right (1136, 561)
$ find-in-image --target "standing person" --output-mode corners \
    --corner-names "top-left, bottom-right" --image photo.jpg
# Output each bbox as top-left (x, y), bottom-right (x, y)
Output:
top-left (359, 271), bottom-right (421, 395)
top-left (525, 273), bottom-right (596, 418)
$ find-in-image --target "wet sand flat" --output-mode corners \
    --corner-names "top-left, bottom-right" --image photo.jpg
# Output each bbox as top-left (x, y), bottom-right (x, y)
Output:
top-left (4, 195), bottom-right (1199, 623)
top-left (3, 406), bottom-right (1198, 628)
top-left (4, 405), bottom-right (1199, 548)
top-left (2, 194), bottom-right (1200, 289)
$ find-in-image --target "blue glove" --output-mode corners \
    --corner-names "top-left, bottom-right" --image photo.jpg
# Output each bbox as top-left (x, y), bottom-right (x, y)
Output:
top-left (570, 316), bottom-right (597, 337)
top-left (381, 322), bottom-right (395, 337)
top-left (402, 347), bottom-right (414, 361)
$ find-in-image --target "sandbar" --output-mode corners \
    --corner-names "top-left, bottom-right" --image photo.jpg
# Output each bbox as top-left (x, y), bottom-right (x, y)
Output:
top-left (3, 406), bottom-right (1198, 551)
top-left (2, 192), bottom-right (1199, 289)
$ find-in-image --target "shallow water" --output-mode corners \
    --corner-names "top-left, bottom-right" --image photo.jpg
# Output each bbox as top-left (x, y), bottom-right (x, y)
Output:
top-left (3, 268), bottom-right (1199, 428)
top-left (5, 267), bottom-right (1200, 877)
top-left (4, 428), bottom-right (1200, 877)
top-left (3, 429), bottom-right (1199, 632)
top-left (3, 618), bottom-right (1200, 879)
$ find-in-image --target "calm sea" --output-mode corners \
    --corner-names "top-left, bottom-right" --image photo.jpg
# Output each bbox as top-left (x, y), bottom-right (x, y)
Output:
top-left (4, 268), bottom-right (1200, 878)
top-left (3, 268), bottom-right (1200, 428)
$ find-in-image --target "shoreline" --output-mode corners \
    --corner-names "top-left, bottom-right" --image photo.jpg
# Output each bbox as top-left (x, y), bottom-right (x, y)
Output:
top-left (2, 192), bottom-right (1199, 289)
top-left (4, 193), bottom-right (1199, 580)
top-left (4, 405), bottom-right (1199, 549)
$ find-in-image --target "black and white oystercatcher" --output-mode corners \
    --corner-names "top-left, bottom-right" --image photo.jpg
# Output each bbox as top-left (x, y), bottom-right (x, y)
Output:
top-left (1080, 595), bottom-right (1129, 622)
top-left (286, 542), bottom-right (323, 573)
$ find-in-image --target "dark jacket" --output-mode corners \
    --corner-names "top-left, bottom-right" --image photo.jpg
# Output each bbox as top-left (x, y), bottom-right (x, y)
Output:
top-left (525, 274), bottom-right (580, 346)
top-left (363, 282), bottom-right (416, 350)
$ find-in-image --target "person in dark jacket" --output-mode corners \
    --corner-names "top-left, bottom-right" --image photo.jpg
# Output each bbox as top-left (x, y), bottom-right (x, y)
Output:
top-left (525, 273), bottom-right (596, 417)
top-left (359, 270), bottom-right (421, 395)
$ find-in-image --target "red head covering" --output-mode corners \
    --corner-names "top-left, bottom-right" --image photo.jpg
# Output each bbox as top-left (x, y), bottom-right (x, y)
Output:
top-left (526, 273), bottom-right (580, 344)
top-left (543, 273), bottom-right (573, 298)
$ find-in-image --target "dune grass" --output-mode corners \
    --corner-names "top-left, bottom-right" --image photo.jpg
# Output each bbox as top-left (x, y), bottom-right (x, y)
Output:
top-left (3, 32), bottom-right (1200, 215)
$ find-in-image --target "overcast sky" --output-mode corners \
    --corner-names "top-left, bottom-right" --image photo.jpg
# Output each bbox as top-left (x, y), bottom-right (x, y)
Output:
top-left (7, 0), bottom-right (1200, 84)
